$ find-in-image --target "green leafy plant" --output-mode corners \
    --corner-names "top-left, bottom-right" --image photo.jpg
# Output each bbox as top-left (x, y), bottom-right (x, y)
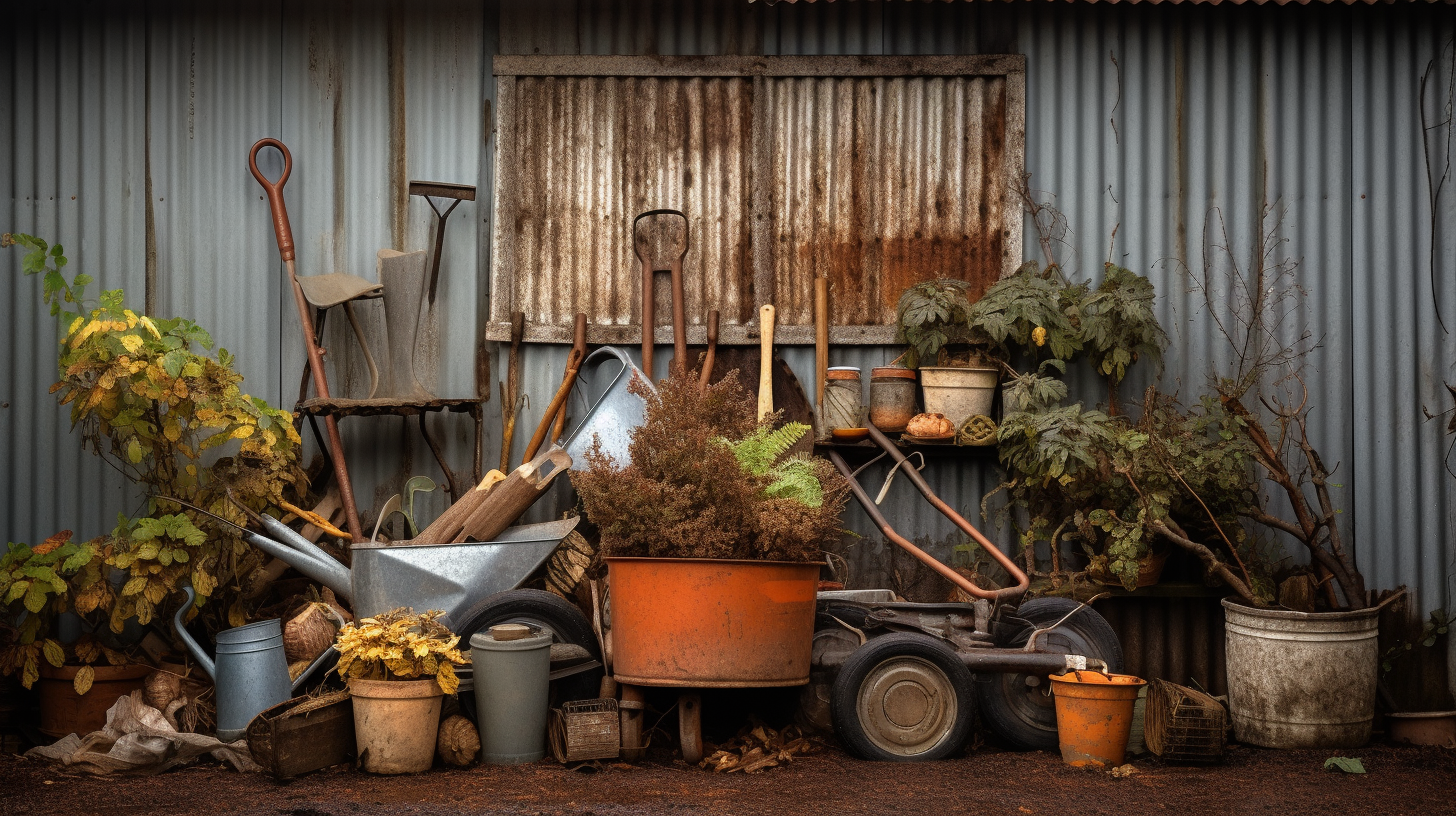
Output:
top-left (724, 423), bottom-right (825, 507)
top-left (0, 531), bottom-right (133, 694)
top-left (1381, 609), bottom-right (1451, 673)
top-left (894, 279), bottom-right (987, 367)
top-left (966, 262), bottom-right (1087, 363)
top-left (1080, 263), bottom-right (1167, 385)
top-left (5, 233), bottom-right (308, 659)
top-left (991, 390), bottom-right (1270, 597)
top-left (572, 372), bottom-right (848, 562)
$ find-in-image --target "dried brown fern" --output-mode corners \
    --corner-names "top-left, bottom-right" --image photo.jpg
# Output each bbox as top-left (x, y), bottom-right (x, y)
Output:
top-left (571, 371), bottom-right (847, 562)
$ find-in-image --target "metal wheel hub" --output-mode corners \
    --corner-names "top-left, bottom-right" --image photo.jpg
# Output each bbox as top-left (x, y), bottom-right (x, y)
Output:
top-left (858, 657), bottom-right (956, 756)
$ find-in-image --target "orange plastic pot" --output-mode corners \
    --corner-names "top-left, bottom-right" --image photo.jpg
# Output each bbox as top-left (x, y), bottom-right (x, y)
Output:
top-left (606, 557), bottom-right (821, 687)
top-left (1049, 671), bottom-right (1147, 767)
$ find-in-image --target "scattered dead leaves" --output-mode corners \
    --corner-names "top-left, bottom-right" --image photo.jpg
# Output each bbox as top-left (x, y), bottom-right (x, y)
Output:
top-left (699, 720), bottom-right (821, 774)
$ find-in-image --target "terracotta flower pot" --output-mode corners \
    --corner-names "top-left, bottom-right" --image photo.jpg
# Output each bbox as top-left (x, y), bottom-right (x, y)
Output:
top-left (348, 677), bottom-right (444, 774)
top-left (38, 663), bottom-right (152, 738)
top-left (1050, 671), bottom-right (1147, 767)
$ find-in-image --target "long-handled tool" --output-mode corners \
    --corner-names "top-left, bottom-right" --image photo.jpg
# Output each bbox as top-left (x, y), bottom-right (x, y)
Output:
top-left (634, 209), bottom-right (688, 379)
top-left (758, 304), bottom-right (775, 421)
top-left (815, 276), bottom-right (829, 434)
top-left (499, 312), bottom-right (525, 472)
top-left (249, 138), bottom-right (364, 543)
top-left (698, 309), bottom-right (718, 394)
top-left (551, 313), bottom-right (588, 445)
top-left (409, 180), bottom-right (476, 394)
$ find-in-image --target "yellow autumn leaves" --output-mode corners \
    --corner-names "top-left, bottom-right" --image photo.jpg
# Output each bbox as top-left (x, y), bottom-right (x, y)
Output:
top-left (333, 608), bottom-right (467, 695)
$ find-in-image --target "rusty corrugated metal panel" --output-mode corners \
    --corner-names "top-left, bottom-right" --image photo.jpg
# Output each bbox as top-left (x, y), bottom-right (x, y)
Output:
top-left (493, 73), bottom-right (757, 337)
top-left (488, 54), bottom-right (1024, 346)
top-left (766, 74), bottom-right (1016, 327)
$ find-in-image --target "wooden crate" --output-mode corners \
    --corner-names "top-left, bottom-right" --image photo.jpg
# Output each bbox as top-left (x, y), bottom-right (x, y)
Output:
top-left (549, 698), bottom-right (619, 763)
top-left (246, 692), bottom-right (354, 780)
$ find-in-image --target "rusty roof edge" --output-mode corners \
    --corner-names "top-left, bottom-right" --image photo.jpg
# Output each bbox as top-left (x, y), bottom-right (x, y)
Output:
top-left (492, 54), bottom-right (1027, 78)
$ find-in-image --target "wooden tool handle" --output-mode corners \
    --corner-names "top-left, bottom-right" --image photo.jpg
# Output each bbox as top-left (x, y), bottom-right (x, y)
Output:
top-left (814, 278), bottom-right (829, 423)
top-left (758, 304), bottom-right (775, 421)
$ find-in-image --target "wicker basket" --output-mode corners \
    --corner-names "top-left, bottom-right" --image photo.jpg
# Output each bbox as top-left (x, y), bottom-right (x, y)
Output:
top-left (1145, 679), bottom-right (1228, 763)
top-left (549, 698), bottom-right (620, 763)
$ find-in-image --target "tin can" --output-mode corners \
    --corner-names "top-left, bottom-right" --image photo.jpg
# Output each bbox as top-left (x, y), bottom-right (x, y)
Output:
top-left (869, 367), bottom-right (917, 432)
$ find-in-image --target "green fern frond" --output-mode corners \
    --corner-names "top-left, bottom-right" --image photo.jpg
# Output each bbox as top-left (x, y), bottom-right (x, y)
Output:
top-left (765, 455), bottom-right (824, 508)
top-left (724, 422), bottom-right (810, 476)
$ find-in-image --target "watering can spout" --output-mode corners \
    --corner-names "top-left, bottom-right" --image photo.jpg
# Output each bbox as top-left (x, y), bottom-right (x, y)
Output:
top-left (242, 528), bottom-right (353, 603)
top-left (173, 585), bottom-right (217, 682)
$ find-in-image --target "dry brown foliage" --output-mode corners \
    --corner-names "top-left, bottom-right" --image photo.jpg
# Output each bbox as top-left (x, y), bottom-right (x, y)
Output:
top-left (571, 371), bottom-right (847, 562)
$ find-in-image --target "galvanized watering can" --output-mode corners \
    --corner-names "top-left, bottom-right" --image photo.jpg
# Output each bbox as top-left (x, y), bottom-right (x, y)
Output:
top-left (558, 346), bottom-right (651, 470)
top-left (174, 585), bottom-right (334, 742)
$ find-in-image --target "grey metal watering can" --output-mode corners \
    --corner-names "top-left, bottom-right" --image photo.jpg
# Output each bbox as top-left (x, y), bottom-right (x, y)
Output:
top-left (558, 346), bottom-right (652, 471)
top-left (173, 585), bottom-right (334, 742)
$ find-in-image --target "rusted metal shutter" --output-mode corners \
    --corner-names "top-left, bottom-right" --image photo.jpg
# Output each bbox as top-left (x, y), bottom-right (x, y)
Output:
top-left (488, 55), bottom-right (1025, 345)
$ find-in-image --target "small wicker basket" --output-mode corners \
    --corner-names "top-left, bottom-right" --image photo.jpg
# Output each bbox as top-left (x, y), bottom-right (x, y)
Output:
top-left (549, 698), bottom-right (620, 763)
top-left (1145, 679), bottom-right (1228, 763)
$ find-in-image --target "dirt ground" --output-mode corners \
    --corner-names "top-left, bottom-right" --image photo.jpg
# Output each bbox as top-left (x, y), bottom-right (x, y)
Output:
top-left (3, 741), bottom-right (1454, 816)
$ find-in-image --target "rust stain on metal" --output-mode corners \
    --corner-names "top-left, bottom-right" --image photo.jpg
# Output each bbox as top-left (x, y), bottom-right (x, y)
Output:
top-left (490, 58), bottom-right (1024, 345)
top-left (771, 75), bottom-right (1010, 327)
top-left (505, 75), bottom-right (755, 333)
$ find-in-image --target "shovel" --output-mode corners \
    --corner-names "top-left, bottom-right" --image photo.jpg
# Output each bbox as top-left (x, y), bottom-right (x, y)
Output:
top-left (249, 138), bottom-right (364, 543)
top-left (409, 180), bottom-right (476, 396)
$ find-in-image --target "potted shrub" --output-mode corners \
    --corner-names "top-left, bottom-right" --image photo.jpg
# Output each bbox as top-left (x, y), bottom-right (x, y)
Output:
top-left (985, 259), bottom-right (1183, 588)
top-left (571, 370), bottom-right (848, 688)
top-left (894, 279), bottom-right (1000, 427)
top-left (333, 607), bottom-right (466, 773)
top-left (992, 389), bottom-right (1270, 594)
top-left (5, 232), bottom-right (308, 654)
top-left (0, 531), bottom-right (151, 738)
top-left (1182, 209), bottom-right (1381, 748)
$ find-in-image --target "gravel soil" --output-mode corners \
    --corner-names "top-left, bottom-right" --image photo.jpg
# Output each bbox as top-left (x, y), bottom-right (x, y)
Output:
top-left (3, 742), bottom-right (1454, 816)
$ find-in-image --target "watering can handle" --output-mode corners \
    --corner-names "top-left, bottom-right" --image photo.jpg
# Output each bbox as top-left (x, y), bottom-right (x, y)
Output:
top-left (291, 645), bottom-right (337, 693)
top-left (173, 585), bottom-right (217, 682)
top-left (248, 138), bottom-right (295, 262)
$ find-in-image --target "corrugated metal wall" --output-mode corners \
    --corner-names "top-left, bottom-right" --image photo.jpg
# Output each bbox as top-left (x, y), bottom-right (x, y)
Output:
top-left (4, 2), bottom-right (1455, 634)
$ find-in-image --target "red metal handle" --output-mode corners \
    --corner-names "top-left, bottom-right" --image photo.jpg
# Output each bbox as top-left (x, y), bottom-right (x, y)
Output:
top-left (249, 138), bottom-right (295, 262)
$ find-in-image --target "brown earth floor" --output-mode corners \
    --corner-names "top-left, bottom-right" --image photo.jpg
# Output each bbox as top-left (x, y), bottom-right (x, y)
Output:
top-left (3, 741), bottom-right (1454, 816)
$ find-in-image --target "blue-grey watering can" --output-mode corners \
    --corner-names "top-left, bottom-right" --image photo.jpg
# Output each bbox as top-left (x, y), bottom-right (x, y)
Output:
top-left (174, 585), bottom-right (334, 742)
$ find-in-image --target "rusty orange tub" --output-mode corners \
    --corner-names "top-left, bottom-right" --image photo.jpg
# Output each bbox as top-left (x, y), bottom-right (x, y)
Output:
top-left (606, 557), bottom-right (822, 687)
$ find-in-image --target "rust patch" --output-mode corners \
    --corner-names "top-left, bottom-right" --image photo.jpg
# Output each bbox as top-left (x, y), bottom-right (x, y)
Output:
top-left (772, 75), bottom-right (1009, 327)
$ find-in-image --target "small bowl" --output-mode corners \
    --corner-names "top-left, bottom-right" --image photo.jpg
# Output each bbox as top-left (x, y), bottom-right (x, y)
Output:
top-left (904, 432), bottom-right (955, 444)
top-left (831, 427), bottom-right (871, 443)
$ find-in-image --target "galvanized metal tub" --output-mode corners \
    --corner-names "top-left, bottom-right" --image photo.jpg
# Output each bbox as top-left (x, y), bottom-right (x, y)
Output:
top-left (607, 558), bottom-right (821, 688)
top-left (1222, 598), bottom-right (1380, 749)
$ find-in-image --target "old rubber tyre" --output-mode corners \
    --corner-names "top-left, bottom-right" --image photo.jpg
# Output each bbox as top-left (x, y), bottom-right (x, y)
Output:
top-left (455, 589), bottom-right (603, 704)
top-left (830, 633), bottom-right (976, 761)
top-left (976, 598), bottom-right (1124, 751)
